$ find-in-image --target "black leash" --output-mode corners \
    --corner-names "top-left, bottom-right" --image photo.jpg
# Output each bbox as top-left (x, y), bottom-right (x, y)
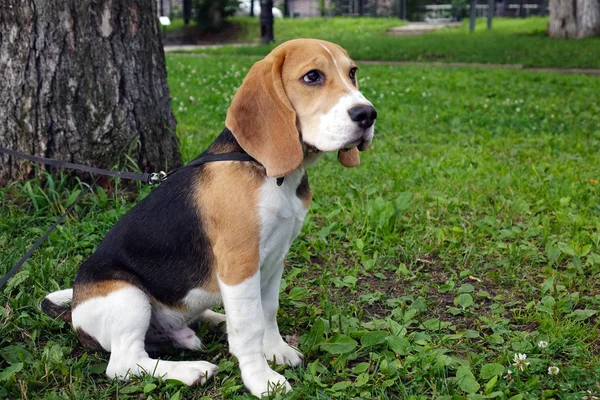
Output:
top-left (0, 189), bottom-right (87, 290)
top-left (0, 149), bottom-right (264, 291)
top-left (0, 146), bottom-right (167, 185)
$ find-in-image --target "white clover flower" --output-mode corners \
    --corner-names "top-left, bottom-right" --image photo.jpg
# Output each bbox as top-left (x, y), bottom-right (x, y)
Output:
top-left (583, 391), bottom-right (600, 400)
top-left (548, 366), bottom-right (560, 375)
top-left (484, 103), bottom-right (488, 108)
top-left (189, 96), bottom-right (195, 102)
top-left (504, 369), bottom-right (513, 380)
top-left (538, 340), bottom-right (548, 349)
top-left (512, 353), bottom-right (530, 371)
top-left (516, 107), bottom-right (520, 112)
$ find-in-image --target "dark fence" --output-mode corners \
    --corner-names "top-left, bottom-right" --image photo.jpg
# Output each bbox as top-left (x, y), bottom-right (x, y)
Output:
top-left (159, 0), bottom-right (548, 21)
top-left (284, 0), bottom-right (548, 19)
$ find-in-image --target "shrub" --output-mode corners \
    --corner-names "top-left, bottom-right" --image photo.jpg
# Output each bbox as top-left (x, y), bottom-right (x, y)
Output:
top-left (193, 0), bottom-right (240, 30)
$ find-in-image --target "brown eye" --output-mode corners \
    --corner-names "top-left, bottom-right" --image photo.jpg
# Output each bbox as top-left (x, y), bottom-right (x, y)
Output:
top-left (349, 67), bottom-right (357, 83)
top-left (302, 70), bottom-right (322, 85)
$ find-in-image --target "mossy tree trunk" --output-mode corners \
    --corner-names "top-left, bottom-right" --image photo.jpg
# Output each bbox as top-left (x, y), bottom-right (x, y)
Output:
top-left (548, 0), bottom-right (600, 38)
top-left (0, 0), bottom-right (181, 186)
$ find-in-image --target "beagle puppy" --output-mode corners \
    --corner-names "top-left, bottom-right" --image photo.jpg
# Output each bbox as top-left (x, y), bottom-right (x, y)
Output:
top-left (41, 38), bottom-right (376, 397)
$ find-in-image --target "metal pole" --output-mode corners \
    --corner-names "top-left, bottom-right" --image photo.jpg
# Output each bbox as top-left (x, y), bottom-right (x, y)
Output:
top-left (487, 0), bottom-right (494, 28)
top-left (358, 0), bottom-right (364, 16)
top-left (400, 0), bottom-right (407, 19)
top-left (250, 0), bottom-right (255, 17)
top-left (260, 0), bottom-right (274, 44)
top-left (519, 0), bottom-right (525, 17)
top-left (183, 0), bottom-right (191, 25)
top-left (469, 0), bottom-right (476, 32)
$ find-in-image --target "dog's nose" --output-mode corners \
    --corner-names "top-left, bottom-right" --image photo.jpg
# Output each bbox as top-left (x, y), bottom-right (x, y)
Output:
top-left (348, 105), bottom-right (377, 129)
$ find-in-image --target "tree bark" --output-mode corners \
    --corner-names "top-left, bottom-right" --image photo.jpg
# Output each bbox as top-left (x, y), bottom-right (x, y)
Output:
top-left (0, 0), bottom-right (181, 186)
top-left (548, 0), bottom-right (600, 38)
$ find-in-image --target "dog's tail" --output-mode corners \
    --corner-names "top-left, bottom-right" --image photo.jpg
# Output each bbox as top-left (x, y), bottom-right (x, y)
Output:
top-left (40, 288), bottom-right (73, 322)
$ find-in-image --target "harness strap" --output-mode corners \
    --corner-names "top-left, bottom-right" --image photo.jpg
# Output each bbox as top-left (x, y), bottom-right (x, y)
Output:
top-left (170, 152), bottom-right (259, 175)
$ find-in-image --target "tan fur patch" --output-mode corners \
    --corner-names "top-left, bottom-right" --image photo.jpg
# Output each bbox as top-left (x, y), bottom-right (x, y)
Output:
top-left (72, 280), bottom-right (130, 309)
top-left (280, 39), bottom-right (358, 119)
top-left (200, 268), bottom-right (220, 293)
top-left (296, 172), bottom-right (312, 208)
top-left (194, 162), bottom-right (262, 287)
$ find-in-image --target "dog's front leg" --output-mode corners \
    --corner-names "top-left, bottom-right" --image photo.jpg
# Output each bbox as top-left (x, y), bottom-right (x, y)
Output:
top-left (262, 264), bottom-right (303, 366)
top-left (219, 272), bottom-right (292, 396)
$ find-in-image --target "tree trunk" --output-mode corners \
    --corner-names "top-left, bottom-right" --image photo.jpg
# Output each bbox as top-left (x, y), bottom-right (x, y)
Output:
top-left (548, 0), bottom-right (600, 38)
top-left (0, 0), bottom-right (181, 187)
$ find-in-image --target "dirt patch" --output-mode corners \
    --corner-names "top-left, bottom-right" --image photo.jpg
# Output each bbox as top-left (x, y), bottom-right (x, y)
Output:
top-left (164, 21), bottom-right (251, 45)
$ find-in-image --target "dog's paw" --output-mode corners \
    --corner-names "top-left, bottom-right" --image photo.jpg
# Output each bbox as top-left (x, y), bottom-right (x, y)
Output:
top-left (201, 309), bottom-right (227, 332)
top-left (264, 340), bottom-right (304, 366)
top-left (243, 369), bottom-right (292, 397)
top-left (107, 359), bottom-right (217, 386)
top-left (166, 361), bottom-right (218, 386)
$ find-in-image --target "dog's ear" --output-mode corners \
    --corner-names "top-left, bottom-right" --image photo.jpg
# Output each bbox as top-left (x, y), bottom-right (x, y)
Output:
top-left (226, 53), bottom-right (303, 178)
top-left (338, 148), bottom-right (360, 168)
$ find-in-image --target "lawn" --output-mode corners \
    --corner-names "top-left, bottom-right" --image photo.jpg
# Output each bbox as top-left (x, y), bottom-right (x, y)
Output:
top-left (172, 16), bottom-right (600, 69)
top-left (1, 54), bottom-right (600, 399)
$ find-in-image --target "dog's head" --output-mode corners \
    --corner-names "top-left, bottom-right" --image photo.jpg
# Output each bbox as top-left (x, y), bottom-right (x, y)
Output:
top-left (226, 39), bottom-right (376, 178)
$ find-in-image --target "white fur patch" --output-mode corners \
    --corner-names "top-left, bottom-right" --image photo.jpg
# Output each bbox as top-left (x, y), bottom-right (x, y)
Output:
top-left (302, 93), bottom-right (374, 152)
top-left (72, 287), bottom-right (217, 385)
top-left (258, 167), bottom-right (308, 285)
top-left (182, 288), bottom-right (222, 312)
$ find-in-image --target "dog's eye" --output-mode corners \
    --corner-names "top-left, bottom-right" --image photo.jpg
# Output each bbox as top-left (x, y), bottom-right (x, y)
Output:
top-left (349, 67), bottom-right (357, 83)
top-left (302, 70), bottom-right (322, 85)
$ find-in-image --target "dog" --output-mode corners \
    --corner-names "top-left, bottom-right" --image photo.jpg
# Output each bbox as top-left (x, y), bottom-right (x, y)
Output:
top-left (41, 38), bottom-right (376, 397)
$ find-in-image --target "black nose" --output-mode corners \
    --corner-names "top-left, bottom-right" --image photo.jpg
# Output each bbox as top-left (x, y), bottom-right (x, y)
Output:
top-left (348, 105), bottom-right (377, 129)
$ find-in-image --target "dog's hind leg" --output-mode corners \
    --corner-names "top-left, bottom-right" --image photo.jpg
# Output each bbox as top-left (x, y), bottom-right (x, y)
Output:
top-left (72, 282), bottom-right (217, 386)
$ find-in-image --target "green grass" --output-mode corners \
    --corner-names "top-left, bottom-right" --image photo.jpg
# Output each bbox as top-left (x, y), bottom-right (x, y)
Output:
top-left (174, 16), bottom-right (600, 69)
top-left (2, 55), bottom-right (600, 399)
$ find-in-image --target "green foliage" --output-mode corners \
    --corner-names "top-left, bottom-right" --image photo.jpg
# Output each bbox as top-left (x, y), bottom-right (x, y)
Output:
top-left (193, 0), bottom-right (240, 30)
top-left (176, 16), bottom-right (600, 69)
top-left (2, 54), bottom-right (600, 398)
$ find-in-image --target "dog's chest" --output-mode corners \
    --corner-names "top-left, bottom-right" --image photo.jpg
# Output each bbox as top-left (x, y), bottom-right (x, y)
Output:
top-left (257, 169), bottom-right (309, 282)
